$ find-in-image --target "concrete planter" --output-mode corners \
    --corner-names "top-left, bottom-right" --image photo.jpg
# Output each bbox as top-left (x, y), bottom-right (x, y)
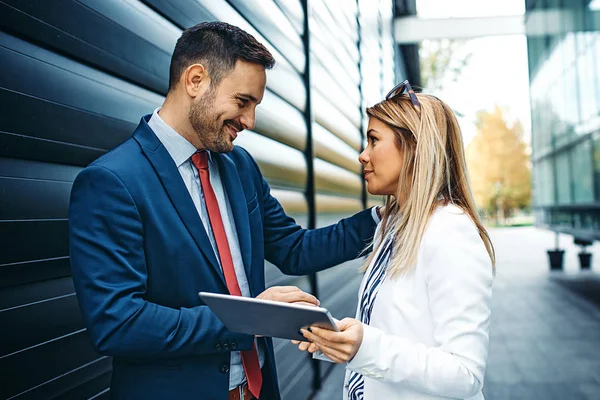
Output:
top-left (547, 249), bottom-right (565, 270)
top-left (578, 252), bottom-right (592, 269)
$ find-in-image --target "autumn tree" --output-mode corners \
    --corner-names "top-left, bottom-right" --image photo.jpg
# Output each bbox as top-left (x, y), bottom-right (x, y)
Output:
top-left (466, 106), bottom-right (531, 223)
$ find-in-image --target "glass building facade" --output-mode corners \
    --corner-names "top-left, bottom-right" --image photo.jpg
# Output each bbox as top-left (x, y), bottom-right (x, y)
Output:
top-left (526, 0), bottom-right (600, 241)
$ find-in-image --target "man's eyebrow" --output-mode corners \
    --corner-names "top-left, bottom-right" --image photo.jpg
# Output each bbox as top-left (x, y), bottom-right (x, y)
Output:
top-left (236, 93), bottom-right (259, 103)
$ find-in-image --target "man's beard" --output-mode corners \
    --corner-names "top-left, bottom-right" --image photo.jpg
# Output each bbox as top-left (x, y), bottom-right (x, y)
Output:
top-left (189, 87), bottom-right (234, 153)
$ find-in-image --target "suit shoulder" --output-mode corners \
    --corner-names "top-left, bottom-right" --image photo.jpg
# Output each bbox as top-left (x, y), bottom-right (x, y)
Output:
top-left (228, 145), bottom-right (260, 172)
top-left (229, 145), bottom-right (254, 161)
top-left (86, 138), bottom-right (142, 176)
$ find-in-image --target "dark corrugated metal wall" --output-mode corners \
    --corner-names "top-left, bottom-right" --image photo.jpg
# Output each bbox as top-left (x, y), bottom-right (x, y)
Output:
top-left (0, 1), bottom-right (396, 399)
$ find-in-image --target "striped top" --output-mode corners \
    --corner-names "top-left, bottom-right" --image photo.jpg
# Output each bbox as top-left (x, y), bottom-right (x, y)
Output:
top-left (347, 237), bottom-right (394, 400)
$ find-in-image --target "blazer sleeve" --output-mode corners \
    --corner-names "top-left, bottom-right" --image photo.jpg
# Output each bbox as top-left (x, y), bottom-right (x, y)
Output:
top-left (347, 214), bottom-right (493, 398)
top-left (69, 166), bottom-right (253, 358)
top-left (254, 167), bottom-right (377, 275)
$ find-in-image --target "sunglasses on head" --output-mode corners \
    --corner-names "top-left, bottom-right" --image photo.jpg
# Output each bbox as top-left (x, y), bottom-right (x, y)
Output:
top-left (385, 80), bottom-right (421, 112)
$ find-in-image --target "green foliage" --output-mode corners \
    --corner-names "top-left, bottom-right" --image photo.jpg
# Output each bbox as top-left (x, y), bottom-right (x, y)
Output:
top-left (419, 39), bottom-right (472, 92)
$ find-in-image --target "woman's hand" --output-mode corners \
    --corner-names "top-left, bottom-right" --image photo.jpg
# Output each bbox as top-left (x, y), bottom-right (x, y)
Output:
top-left (291, 339), bottom-right (319, 353)
top-left (293, 318), bottom-right (364, 363)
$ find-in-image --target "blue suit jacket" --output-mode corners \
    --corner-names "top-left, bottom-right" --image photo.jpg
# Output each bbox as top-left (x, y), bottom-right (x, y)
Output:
top-left (69, 116), bottom-right (376, 400)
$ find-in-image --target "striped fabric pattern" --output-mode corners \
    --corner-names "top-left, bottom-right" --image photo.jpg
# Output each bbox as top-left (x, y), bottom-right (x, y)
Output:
top-left (347, 238), bottom-right (394, 400)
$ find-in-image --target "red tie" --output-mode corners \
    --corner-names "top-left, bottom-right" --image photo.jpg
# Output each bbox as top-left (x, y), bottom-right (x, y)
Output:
top-left (191, 152), bottom-right (262, 398)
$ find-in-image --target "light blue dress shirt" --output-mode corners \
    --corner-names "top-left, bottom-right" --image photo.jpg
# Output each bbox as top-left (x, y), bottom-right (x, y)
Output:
top-left (148, 108), bottom-right (265, 390)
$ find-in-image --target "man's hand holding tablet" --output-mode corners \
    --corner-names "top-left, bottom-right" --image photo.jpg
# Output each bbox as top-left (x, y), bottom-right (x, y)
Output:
top-left (255, 285), bottom-right (320, 307)
top-left (199, 291), bottom-right (339, 342)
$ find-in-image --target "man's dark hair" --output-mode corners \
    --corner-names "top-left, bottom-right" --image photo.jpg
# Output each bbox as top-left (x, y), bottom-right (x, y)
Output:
top-left (168, 21), bottom-right (275, 91)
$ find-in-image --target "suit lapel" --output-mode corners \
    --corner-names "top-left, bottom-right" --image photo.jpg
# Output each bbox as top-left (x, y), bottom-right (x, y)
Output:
top-left (132, 117), bottom-right (226, 286)
top-left (214, 152), bottom-right (253, 283)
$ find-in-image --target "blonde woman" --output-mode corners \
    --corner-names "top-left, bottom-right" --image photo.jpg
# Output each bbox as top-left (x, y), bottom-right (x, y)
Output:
top-left (294, 81), bottom-right (495, 400)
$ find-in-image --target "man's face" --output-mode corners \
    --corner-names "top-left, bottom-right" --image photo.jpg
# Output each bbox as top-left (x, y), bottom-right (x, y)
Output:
top-left (189, 60), bottom-right (266, 153)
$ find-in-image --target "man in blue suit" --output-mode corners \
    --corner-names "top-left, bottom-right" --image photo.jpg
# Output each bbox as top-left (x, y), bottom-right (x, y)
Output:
top-left (69, 22), bottom-right (378, 400)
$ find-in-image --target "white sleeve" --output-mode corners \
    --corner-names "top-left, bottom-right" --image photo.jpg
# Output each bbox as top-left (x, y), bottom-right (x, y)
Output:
top-left (347, 215), bottom-right (493, 399)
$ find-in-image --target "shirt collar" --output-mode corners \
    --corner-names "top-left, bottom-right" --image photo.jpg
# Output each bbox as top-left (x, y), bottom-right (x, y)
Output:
top-left (148, 107), bottom-right (214, 167)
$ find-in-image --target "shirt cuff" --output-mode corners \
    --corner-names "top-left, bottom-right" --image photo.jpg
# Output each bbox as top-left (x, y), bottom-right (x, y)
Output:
top-left (346, 323), bottom-right (380, 377)
top-left (371, 206), bottom-right (381, 224)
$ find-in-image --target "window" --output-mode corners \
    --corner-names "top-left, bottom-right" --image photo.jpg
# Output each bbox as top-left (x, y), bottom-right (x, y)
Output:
top-left (564, 64), bottom-right (580, 128)
top-left (534, 157), bottom-right (555, 206)
top-left (572, 139), bottom-right (594, 203)
top-left (577, 37), bottom-right (599, 123)
top-left (555, 151), bottom-right (572, 204)
top-left (594, 136), bottom-right (600, 201)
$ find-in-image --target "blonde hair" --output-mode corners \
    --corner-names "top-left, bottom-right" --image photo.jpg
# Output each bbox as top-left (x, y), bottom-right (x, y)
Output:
top-left (363, 93), bottom-right (495, 277)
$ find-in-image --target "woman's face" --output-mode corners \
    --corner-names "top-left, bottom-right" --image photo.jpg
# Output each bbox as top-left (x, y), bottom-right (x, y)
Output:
top-left (359, 117), bottom-right (404, 197)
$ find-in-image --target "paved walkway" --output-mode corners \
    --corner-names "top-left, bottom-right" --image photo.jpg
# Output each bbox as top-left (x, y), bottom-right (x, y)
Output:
top-left (311, 227), bottom-right (600, 399)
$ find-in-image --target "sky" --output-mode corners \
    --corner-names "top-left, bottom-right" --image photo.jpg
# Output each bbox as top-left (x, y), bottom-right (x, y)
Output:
top-left (416, 0), bottom-right (531, 145)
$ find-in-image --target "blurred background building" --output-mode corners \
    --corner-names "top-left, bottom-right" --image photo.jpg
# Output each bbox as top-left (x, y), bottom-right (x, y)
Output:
top-left (526, 0), bottom-right (600, 266)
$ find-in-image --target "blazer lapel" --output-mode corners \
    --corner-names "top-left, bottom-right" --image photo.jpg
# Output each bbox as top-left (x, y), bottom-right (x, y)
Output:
top-left (214, 152), bottom-right (253, 283)
top-left (132, 116), bottom-right (225, 286)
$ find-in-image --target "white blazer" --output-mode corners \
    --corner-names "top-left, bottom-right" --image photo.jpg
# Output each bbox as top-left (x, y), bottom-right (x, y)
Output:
top-left (344, 204), bottom-right (494, 400)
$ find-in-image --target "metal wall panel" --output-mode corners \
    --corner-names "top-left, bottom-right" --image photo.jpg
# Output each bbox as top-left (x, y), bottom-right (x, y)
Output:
top-left (0, 1), bottom-right (399, 398)
top-left (0, 0), bottom-right (178, 94)
top-left (227, 0), bottom-right (305, 70)
top-left (360, 0), bottom-right (395, 217)
top-left (255, 91), bottom-right (308, 151)
top-left (314, 93), bottom-right (362, 150)
top-left (235, 131), bottom-right (307, 191)
top-left (314, 123), bottom-right (362, 174)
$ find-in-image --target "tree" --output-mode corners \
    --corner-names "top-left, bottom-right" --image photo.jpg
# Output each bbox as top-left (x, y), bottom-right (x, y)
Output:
top-left (419, 39), bottom-right (472, 93)
top-left (466, 106), bottom-right (531, 224)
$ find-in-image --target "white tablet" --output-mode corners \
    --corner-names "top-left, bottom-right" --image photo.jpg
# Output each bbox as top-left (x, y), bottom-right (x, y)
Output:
top-left (199, 292), bottom-right (339, 341)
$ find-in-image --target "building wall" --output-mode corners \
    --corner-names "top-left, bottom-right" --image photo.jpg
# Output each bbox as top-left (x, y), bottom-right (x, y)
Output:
top-left (526, 0), bottom-right (600, 241)
top-left (0, 1), bottom-right (401, 399)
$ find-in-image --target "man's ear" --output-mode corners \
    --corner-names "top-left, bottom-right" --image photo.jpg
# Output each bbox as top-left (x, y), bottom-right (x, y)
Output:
top-left (183, 63), bottom-right (210, 98)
